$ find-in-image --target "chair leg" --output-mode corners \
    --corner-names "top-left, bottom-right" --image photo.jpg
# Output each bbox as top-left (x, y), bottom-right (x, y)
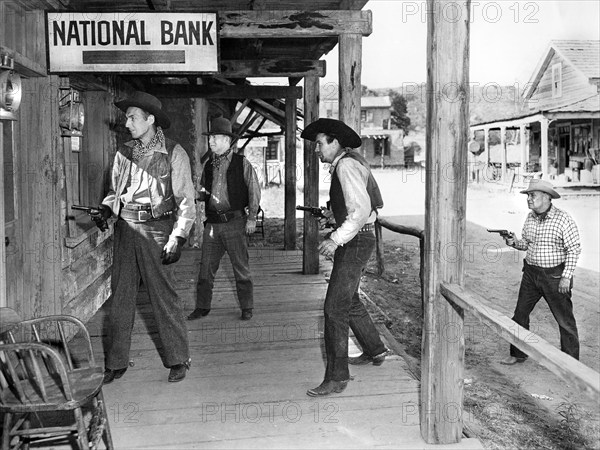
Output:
top-left (74, 407), bottom-right (90, 449)
top-left (98, 390), bottom-right (114, 450)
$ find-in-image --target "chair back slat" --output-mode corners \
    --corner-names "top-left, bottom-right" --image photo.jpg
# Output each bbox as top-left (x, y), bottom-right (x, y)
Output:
top-left (0, 347), bottom-right (27, 404)
top-left (26, 348), bottom-right (49, 402)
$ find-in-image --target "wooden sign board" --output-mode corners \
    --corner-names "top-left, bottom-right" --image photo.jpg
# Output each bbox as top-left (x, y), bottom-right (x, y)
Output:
top-left (46, 12), bottom-right (218, 73)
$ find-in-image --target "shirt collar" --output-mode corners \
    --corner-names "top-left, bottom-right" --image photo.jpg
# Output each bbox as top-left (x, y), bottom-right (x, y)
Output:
top-left (329, 150), bottom-right (349, 174)
top-left (533, 204), bottom-right (555, 221)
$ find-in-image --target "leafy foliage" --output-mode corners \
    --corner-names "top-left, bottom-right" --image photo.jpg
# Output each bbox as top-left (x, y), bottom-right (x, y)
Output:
top-left (388, 90), bottom-right (411, 135)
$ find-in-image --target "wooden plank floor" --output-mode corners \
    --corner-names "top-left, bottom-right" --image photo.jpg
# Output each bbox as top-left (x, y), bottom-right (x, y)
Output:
top-left (87, 247), bottom-right (483, 449)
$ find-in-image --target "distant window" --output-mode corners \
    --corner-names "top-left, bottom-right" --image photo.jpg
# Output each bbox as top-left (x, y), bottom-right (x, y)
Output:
top-left (373, 139), bottom-right (390, 157)
top-left (361, 110), bottom-right (367, 122)
top-left (552, 63), bottom-right (562, 98)
top-left (265, 139), bottom-right (279, 160)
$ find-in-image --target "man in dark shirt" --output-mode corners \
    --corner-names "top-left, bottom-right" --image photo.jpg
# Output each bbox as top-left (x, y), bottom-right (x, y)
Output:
top-left (188, 117), bottom-right (261, 321)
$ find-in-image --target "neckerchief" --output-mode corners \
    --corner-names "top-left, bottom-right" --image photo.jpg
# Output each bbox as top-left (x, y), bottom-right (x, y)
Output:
top-left (212, 148), bottom-right (232, 169)
top-left (132, 127), bottom-right (165, 162)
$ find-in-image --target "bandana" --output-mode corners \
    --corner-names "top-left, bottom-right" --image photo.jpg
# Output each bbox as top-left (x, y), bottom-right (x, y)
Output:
top-left (212, 148), bottom-right (232, 169)
top-left (132, 127), bottom-right (165, 162)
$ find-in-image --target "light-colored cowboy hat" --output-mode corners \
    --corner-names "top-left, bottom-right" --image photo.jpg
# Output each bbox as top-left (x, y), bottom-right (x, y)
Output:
top-left (202, 117), bottom-right (238, 138)
top-left (301, 118), bottom-right (362, 149)
top-left (520, 178), bottom-right (561, 199)
top-left (114, 91), bottom-right (171, 129)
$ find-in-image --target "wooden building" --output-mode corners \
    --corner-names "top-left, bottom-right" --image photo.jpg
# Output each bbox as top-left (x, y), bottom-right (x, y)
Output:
top-left (470, 40), bottom-right (600, 185)
top-left (1, 0), bottom-right (488, 445)
top-left (321, 94), bottom-right (405, 167)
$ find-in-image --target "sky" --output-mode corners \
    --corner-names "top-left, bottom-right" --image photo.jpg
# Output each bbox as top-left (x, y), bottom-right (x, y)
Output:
top-left (319, 0), bottom-right (600, 89)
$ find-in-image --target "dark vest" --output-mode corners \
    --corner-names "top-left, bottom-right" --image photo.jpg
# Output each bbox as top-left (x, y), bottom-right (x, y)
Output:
top-left (330, 151), bottom-right (383, 227)
top-left (202, 152), bottom-right (249, 212)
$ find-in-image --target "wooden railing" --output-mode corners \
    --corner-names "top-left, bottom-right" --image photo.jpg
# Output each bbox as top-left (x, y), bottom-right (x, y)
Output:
top-left (373, 217), bottom-right (600, 402)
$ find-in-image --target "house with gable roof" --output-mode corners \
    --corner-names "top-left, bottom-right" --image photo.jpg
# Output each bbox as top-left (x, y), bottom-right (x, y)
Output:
top-left (470, 40), bottom-right (600, 185)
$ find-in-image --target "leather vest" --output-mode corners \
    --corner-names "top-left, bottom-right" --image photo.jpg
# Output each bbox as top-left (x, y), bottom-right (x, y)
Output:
top-left (330, 151), bottom-right (383, 227)
top-left (202, 152), bottom-right (249, 212)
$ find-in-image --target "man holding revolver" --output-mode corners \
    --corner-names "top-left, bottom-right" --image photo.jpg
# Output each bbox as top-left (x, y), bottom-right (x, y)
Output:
top-left (91, 91), bottom-right (196, 383)
top-left (499, 179), bottom-right (581, 364)
top-left (300, 118), bottom-right (388, 397)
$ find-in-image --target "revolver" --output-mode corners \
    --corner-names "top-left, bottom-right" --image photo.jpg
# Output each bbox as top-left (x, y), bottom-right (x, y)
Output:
top-left (71, 205), bottom-right (109, 232)
top-left (487, 229), bottom-right (513, 238)
top-left (296, 205), bottom-right (334, 228)
top-left (71, 205), bottom-right (102, 215)
top-left (296, 205), bottom-right (326, 219)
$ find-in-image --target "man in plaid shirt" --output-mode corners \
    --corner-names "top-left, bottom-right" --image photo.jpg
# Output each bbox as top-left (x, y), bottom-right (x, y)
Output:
top-left (501, 179), bottom-right (581, 365)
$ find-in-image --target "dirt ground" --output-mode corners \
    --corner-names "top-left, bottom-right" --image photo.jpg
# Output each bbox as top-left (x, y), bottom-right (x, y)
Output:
top-left (256, 169), bottom-right (600, 449)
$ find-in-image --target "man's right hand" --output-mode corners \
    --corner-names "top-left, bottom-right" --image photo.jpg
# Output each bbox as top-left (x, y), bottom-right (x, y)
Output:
top-left (317, 208), bottom-right (335, 229)
top-left (90, 205), bottom-right (112, 232)
top-left (503, 232), bottom-right (516, 247)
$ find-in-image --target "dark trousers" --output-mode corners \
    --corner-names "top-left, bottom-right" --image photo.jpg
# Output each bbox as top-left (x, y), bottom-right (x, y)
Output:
top-left (106, 218), bottom-right (189, 370)
top-left (196, 217), bottom-right (253, 310)
top-left (323, 232), bottom-right (387, 382)
top-left (510, 260), bottom-right (579, 360)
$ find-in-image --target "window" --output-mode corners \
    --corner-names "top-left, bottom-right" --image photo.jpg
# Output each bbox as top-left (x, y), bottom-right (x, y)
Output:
top-left (361, 110), bottom-right (367, 122)
top-left (552, 63), bottom-right (562, 98)
top-left (373, 139), bottom-right (389, 157)
top-left (265, 139), bottom-right (279, 161)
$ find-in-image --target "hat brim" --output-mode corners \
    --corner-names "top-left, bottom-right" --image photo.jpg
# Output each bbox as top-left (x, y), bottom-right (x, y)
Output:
top-left (202, 131), bottom-right (237, 138)
top-left (301, 118), bottom-right (362, 148)
top-left (115, 99), bottom-right (171, 130)
top-left (519, 187), bottom-right (561, 199)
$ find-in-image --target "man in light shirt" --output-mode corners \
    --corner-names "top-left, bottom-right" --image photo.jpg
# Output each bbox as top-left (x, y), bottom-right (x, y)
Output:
top-left (500, 179), bottom-right (581, 365)
top-left (301, 118), bottom-right (388, 397)
top-left (92, 91), bottom-right (196, 383)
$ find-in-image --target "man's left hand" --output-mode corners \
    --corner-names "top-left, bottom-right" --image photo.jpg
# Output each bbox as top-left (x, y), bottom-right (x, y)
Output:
top-left (246, 219), bottom-right (257, 235)
top-left (558, 276), bottom-right (571, 294)
top-left (318, 238), bottom-right (338, 259)
top-left (161, 237), bottom-right (185, 265)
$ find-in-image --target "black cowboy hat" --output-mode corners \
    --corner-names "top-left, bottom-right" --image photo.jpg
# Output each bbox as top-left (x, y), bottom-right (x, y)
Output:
top-left (202, 117), bottom-right (238, 138)
top-left (114, 91), bottom-right (171, 129)
top-left (301, 118), bottom-right (362, 149)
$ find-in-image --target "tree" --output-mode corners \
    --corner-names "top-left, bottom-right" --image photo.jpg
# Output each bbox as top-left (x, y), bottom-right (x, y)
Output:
top-left (388, 90), bottom-right (411, 135)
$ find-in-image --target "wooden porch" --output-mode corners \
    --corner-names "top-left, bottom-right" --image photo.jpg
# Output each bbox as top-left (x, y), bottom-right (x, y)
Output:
top-left (84, 247), bottom-right (483, 449)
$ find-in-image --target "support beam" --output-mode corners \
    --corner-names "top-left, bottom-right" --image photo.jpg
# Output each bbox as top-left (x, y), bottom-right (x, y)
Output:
top-left (520, 125), bottom-right (527, 172)
top-left (220, 10), bottom-right (372, 38)
top-left (500, 126), bottom-right (507, 181)
top-left (220, 59), bottom-right (326, 78)
top-left (284, 97), bottom-right (297, 250)
top-left (338, 33), bottom-right (362, 135)
top-left (421, 0), bottom-right (470, 444)
top-left (302, 76), bottom-right (320, 274)
top-left (149, 84), bottom-right (302, 99)
top-left (540, 117), bottom-right (549, 179)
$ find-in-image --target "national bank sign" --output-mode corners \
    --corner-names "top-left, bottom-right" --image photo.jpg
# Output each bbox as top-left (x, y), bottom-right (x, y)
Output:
top-left (46, 12), bottom-right (218, 73)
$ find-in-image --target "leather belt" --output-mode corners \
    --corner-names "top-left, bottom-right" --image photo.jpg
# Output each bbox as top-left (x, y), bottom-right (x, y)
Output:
top-left (205, 210), bottom-right (245, 223)
top-left (359, 223), bottom-right (375, 233)
top-left (120, 205), bottom-right (172, 222)
top-left (122, 203), bottom-right (151, 211)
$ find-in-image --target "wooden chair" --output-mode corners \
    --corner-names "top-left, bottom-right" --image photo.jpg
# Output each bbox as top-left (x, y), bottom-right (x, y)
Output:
top-left (255, 206), bottom-right (265, 238)
top-left (0, 309), bottom-right (113, 449)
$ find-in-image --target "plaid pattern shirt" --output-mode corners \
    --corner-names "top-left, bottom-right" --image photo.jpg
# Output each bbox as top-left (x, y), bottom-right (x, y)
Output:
top-left (513, 204), bottom-right (581, 279)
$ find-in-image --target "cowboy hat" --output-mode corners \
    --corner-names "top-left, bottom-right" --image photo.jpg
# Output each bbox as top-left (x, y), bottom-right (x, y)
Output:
top-left (301, 118), bottom-right (362, 149)
top-left (202, 117), bottom-right (237, 138)
top-left (520, 178), bottom-right (561, 199)
top-left (114, 91), bottom-right (171, 129)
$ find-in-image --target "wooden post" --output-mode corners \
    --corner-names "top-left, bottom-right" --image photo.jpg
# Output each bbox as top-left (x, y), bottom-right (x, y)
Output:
top-left (284, 96), bottom-right (297, 250)
top-left (520, 124), bottom-right (527, 174)
top-left (484, 127), bottom-right (489, 165)
top-left (0, 121), bottom-right (5, 307)
top-left (421, 0), bottom-right (470, 443)
top-left (375, 221), bottom-right (384, 276)
top-left (302, 76), bottom-right (320, 274)
top-left (500, 126), bottom-right (507, 181)
top-left (540, 117), bottom-right (549, 179)
top-left (338, 33), bottom-right (362, 135)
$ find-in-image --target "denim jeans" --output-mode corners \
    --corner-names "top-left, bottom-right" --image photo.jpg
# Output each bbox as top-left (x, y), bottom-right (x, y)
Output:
top-left (196, 217), bottom-right (253, 310)
top-left (323, 231), bottom-right (387, 382)
top-left (106, 218), bottom-right (189, 370)
top-left (510, 260), bottom-right (579, 360)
